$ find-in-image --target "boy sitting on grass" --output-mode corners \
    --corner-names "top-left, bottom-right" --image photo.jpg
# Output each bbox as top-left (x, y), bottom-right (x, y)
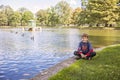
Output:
top-left (74, 33), bottom-right (96, 60)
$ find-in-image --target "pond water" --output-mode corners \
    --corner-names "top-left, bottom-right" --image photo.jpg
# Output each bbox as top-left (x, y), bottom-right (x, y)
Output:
top-left (0, 28), bottom-right (120, 80)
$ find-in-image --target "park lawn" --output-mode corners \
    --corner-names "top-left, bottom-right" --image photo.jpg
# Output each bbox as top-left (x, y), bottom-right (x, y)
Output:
top-left (49, 45), bottom-right (120, 80)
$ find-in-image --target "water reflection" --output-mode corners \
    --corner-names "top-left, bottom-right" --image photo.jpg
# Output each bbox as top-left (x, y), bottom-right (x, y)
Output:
top-left (79, 30), bottom-right (120, 48)
top-left (0, 29), bottom-right (120, 80)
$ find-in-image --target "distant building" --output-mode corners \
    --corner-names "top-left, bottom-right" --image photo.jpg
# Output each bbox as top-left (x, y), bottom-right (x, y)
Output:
top-left (28, 20), bottom-right (36, 31)
top-left (28, 20), bottom-right (42, 31)
top-left (28, 20), bottom-right (36, 28)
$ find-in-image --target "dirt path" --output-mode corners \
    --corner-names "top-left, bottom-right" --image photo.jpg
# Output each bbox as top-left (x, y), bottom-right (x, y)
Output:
top-left (30, 56), bottom-right (76, 80)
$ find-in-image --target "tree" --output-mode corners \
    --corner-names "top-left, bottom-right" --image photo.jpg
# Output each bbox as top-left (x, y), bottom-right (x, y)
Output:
top-left (0, 5), bottom-right (14, 26)
top-left (55, 1), bottom-right (72, 26)
top-left (83, 0), bottom-right (119, 27)
top-left (47, 7), bottom-right (59, 26)
top-left (21, 11), bottom-right (34, 26)
top-left (78, 10), bottom-right (89, 26)
top-left (0, 11), bottom-right (7, 26)
top-left (9, 11), bottom-right (21, 27)
top-left (71, 7), bottom-right (82, 26)
top-left (116, 0), bottom-right (120, 26)
top-left (18, 7), bottom-right (28, 26)
top-left (36, 9), bottom-right (48, 25)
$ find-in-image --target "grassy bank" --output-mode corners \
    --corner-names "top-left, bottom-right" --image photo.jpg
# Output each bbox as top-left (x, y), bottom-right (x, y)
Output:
top-left (49, 45), bottom-right (120, 80)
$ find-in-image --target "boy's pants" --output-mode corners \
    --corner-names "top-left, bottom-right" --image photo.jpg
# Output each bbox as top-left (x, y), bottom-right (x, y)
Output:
top-left (74, 51), bottom-right (96, 58)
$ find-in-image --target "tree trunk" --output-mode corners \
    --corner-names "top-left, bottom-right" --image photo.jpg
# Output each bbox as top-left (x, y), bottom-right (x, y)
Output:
top-left (105, 23), bottom-right (108, 27)
top-left (109, 24), bottom-right (113, 27)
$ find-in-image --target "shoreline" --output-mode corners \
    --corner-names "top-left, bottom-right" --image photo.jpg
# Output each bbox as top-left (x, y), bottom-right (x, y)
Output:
top-left (31, 56), bottom-right (76, 80)
top-left (30, 44), bottom-right (119, 80)
top-left (0, 26), bottom-right (120, 30)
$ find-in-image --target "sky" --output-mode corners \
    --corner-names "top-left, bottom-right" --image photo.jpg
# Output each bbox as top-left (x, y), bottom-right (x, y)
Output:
top-left (0, 0), bottom-right (82, 13)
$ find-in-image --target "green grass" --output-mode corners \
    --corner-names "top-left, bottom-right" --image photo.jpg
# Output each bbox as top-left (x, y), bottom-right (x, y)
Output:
top-left (49, 45), bottom-right (120, 80)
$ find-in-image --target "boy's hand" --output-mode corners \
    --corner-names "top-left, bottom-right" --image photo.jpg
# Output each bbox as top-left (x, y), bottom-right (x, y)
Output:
top-left (85, 55), bottom-right (87, 57)
top-left (81, 54), bottom-right (86, 58)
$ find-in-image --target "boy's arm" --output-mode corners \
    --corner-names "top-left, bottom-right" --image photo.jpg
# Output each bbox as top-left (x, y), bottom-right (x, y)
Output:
top-left (77, 42), bottom-right (82, 54)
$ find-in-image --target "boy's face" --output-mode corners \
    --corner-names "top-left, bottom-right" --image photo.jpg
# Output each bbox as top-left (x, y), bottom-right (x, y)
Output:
top-left (82, 37), bottom-right (88, 43)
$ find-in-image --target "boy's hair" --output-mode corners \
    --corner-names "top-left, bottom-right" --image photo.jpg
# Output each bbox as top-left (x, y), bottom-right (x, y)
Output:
top-left (82, 33), bottom-right (88, 38)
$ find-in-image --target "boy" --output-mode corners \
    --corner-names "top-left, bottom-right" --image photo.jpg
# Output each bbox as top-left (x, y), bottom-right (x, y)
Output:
top-left (74, 33), bottom-right (96, 60)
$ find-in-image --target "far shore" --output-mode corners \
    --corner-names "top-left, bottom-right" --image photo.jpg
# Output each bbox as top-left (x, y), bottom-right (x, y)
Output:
top-left (0, 26), bottom-right (120, 30)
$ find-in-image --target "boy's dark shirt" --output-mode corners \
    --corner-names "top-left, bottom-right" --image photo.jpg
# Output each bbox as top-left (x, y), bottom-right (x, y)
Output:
top-left (78, 41), bottom-right (93, 56)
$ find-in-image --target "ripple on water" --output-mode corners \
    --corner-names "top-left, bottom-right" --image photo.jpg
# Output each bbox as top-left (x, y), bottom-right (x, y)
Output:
top-left (23, 73), bottom-right (30, 76)
top-left (11, 64), bottom-right (18, 67)
top-left (9, 68), bottom-right (19, 72)
top-left (0, 67), bottom-right (9, 70)
top-left (0, 61), bottom-right (5, 65)
top-left (0, 75), bottom-right (5, 78)
top-left (19, 79), bottom-right (29, 80)
top-left (0, 71), bottom-right (5, 74)
top-left (0, 73), bottom-right (5, 79)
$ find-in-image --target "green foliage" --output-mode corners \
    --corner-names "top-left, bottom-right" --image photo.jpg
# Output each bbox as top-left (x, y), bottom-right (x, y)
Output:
top-left (49, 45), bottom-right (120, 80)
top-left (36, 9), bottom-right (48, 25)
top-left (35, 1), bottom-right (72, 26)
top-left (116, 3), bottom-right (120, 27)
top-left (0, 5), bottom-right (13, 26)
top-left (21, 11), bottom-right (34, 26)
top-left (9, 11), bottom-right (21, 27)
top-left (18, 7), bottom-right (30, 26)
top-left (0, 0), bottom-right (120, 27)
top-left (54, 1), bottom-right (72, 25)
top-left (0, 12), bottom-right (7, 26)
top-left (47, 7), bottom-right (59, 26)
top-left (4, 5), bottom-right (14, 26)
top-left (71, 8), bottom-right (82, 25)
top-left (79, 0), bottom-right (119, 27)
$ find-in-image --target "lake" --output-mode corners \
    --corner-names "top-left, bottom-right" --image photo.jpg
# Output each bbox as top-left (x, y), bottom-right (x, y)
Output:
top-left (0, 28), bottom-right (120, 80)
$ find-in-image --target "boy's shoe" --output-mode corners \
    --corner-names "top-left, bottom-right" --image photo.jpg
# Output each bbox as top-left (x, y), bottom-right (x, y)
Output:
top-left (88, 57), bottom-right (92, 60)
top-left (87, 57), bottom-right (92, 60)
